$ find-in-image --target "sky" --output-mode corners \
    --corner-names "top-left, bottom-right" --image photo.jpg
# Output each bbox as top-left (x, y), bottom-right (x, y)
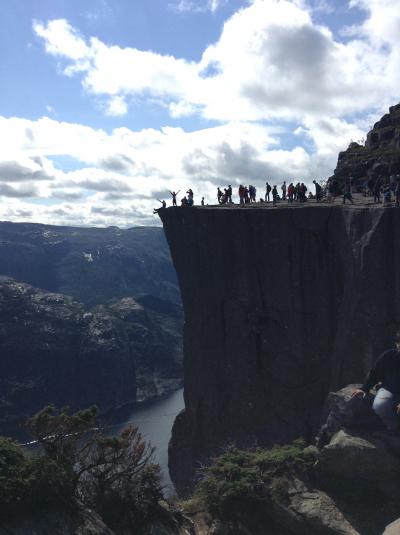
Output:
top-left (0, 0), bottom-right (399, 227)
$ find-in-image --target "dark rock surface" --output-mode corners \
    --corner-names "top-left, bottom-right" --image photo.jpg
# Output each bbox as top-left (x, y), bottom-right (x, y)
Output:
top-left (316, 384), bottom-right (383, 448)
top-left (182, 386), bottom-right (400, 534)
top-left (0, 278), bottom-right (182, 434)
top-left (0, 506), bottom-right (115, 535)
top-left (272, 477), bottom-right (359, 535)
top-left (160, 204), bottom-right (400, 495)
top-left (275, 387), bottom-right (400, 534)
top-left (313, 387), bottom-right (400, 535)
top-left (0, 502), bottom-right (195, 535)
top-left (332, 104), bottom-right (400, 188)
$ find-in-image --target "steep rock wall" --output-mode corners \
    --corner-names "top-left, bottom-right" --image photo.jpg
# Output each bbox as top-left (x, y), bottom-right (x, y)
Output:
top-left (160, 205), bottom-right (400, 494)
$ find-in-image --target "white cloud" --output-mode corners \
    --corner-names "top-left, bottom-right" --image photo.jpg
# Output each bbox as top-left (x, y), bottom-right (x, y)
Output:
top-left (105, 96), bottom-right (128, 117)
top-left (32, 1), bottom-right (400, 124)
top-left (168, 0), bottom-right (228, 14)
top-left (4, 0), bottom-right (400, 225)
top-left (0, 114), bottom-right (348, 226)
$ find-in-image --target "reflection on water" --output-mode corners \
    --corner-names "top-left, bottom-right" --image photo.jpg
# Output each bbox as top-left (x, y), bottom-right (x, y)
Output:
top-left (108, 388), bottom-right (184, 496)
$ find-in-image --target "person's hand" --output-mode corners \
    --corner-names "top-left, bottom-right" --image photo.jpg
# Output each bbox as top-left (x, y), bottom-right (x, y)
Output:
top-left (396, 404), bottom-right (400, 415)
top-left (351, 389), bottom-right (366, 399)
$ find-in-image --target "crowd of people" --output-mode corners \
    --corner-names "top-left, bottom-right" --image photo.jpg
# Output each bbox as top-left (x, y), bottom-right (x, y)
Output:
top-left (153, 174), bottom-right (400, 213)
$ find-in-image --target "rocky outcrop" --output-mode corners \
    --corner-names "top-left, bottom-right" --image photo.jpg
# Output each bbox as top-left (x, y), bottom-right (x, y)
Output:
top-left (383, 519), bottom-right (400, 535)
top-left (160, 204), bottom-right (400, 494)
top-left (272, 478), bottom-right (360, 535)
top-left (0, 278), bottom-right (182, 433)
top-left (182, 386), bottom-right (400, 535)
top-left (332, 104), bottom-right (400, 188)
top-left (312, 387), bottom-right (400, 535)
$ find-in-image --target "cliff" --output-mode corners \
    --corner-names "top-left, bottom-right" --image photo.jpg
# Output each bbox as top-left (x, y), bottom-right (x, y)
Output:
top-left (160, 204), bottom-right (400, 494)
top-left (332, 103), bottom-right (400, 187)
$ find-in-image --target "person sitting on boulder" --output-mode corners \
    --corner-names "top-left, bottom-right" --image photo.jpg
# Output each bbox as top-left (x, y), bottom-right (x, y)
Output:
top-left (352, 333), bottom-right (400, 435)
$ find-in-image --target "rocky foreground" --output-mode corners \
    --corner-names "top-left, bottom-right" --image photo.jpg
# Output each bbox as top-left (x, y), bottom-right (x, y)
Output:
top-left (2, 385), bottom-right (400, 535)
top-left (177, 385), bottom-right (400, 535)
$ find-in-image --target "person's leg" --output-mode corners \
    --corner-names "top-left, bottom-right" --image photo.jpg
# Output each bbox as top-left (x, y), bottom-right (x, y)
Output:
top-left (372, 388), bottom-right (399, 430)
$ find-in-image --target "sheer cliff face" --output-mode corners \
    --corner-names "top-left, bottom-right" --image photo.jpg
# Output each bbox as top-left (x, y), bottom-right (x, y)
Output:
top-left (160, 206), bottom-right (400, 494)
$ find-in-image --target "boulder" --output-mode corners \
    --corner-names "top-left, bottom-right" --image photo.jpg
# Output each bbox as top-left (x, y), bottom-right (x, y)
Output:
top-left (317, 429), bottom-right (400, 484)
top-left (273, 478), bottom-right (360, 535)
top-left (317, 385), bottom-right (383, 448)
top-left (383, 519), bottom-right (400, 535)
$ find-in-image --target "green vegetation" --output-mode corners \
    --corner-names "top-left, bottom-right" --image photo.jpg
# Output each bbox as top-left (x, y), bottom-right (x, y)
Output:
top-left (0, 405), bottom-right (167, 533)
top-left (195, 439), bottom-right (316, 521)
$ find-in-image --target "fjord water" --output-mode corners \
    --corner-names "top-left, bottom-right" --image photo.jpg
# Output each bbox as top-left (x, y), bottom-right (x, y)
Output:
top-left (110, 388), bottom-right (184, 495)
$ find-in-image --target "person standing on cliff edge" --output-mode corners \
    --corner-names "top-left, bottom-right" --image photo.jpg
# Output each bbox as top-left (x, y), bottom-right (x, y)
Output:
top-left (352, 332), bottom-right (400, 435)
top-left (169, 190), bottom-right (180, 206)
top-left (266, 182), bottom-right (272, 202)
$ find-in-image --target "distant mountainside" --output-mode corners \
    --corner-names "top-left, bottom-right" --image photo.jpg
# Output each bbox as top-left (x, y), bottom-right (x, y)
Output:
top-left (0, 223), bottom-right (183, 434)
top-left (0, 222), bottom-right (180, 305)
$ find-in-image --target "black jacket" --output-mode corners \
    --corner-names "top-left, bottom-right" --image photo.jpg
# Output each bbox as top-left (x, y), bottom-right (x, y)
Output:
top-left (361, 349), bottom-right (400, 395)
